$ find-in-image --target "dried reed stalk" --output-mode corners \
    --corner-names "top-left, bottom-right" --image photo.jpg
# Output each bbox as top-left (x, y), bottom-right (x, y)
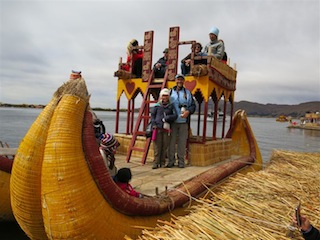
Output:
top-left (136, 150), bottom-right (320, 240)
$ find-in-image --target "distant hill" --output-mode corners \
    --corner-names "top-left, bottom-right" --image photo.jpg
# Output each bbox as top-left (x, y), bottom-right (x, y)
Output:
top-left (233, 101), bottom-right (320, 118)
top-left (1, 101), bottom-right (319, 118)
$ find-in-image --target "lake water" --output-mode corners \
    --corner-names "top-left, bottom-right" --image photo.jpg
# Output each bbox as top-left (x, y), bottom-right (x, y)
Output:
top-left (0, 107), bottom-right (319, 238)
top-left (0, 107), bottom-right (319, 163)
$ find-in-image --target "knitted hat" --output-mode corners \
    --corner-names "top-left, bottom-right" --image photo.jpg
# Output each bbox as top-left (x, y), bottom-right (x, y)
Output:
top-left (115, 168), bottom-right (132, 183)
top-left (69, 70), bottom-right (82, 80)
top-left (100, 133), bottom-right (119, 149)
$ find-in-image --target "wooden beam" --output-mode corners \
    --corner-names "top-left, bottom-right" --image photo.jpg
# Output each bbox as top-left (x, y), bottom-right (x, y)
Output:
top-left (0, 148), bottom-right (17, 156)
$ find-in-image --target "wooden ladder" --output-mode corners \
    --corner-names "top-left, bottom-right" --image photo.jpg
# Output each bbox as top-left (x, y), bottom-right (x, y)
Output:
top-left (126, 71), bottom-right (169, 164)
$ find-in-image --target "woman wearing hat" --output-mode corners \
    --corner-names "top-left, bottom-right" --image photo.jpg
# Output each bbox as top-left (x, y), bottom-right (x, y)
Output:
top-left (181, 42), bottom-right (207, 75)
top-left (150, 88), bottom-right (177, 169)
top-left (99, 133), bottom-right (120, 177)
top-left (203, 26), bottom-right (225, 60)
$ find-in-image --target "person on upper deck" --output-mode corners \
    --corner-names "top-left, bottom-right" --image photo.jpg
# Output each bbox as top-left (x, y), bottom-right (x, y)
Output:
top-left (122, 39), bottom-right (143, 77)
top-left (219, 40), bottom-right (228, 64)
top-left (203, 26), bottom-right (225, 60)
top-left (181, 42), bottom-right (207, 75)
top-left (153, 48), bottom-right (169, 78)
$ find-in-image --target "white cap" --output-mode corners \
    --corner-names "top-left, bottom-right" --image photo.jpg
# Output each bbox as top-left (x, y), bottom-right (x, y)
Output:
top-left (160, 88), bottom-right (170, 97)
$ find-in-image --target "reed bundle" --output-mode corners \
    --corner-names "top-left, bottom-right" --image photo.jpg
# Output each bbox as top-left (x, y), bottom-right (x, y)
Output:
top-left (191, 64), bottom-right (208, 77)
top-left (10, 78), bottom-right (88, 239)
top-left (136, 150), bottom-right (320, 240)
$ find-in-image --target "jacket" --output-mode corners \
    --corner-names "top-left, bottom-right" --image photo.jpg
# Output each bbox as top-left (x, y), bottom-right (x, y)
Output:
top-left (181, 52), bottom-right (207, 65)
top-left (170, 86), bottom-right (196, 123)
top-left (151, 101), bottom-right (177, 129)
top-left (302, 225), bottom-right (320, 240)
top-left (203, 39), bottom-right (225, 60)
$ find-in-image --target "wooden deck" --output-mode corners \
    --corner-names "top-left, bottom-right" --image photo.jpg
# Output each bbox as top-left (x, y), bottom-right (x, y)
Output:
top-left (115, 154), bottom-right (237, 197)
top-left (0, 148), bottom-right (17, 156)
top-left (0, 147), bottom-right (239, 197)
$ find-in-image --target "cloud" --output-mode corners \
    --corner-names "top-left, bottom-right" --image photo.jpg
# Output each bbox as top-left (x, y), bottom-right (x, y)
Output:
top-left (0, 0), bottom-right (319, 108)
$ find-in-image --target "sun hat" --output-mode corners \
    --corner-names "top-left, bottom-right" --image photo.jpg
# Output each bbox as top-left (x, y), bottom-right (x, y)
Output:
top-left (209, 26), bottom-right (219, 37)
top-left (175, 74), bottom-right (185, 80)
top-left (130, 39), bottom-right (138, 46)
top-left (160, 88), bottom-right (170, 97)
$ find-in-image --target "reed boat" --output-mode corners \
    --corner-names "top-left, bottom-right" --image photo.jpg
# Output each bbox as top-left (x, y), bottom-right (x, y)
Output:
top-left (276, 115), bottom-right (288, 122)
top-left (207, 109), bottom-right (224, 122)
top-left (288, 112), bottom-right (320, 131)
top-left (0, 142), bottom-right (15, 222)
top-left (10, 26), bottom-right (263, 239)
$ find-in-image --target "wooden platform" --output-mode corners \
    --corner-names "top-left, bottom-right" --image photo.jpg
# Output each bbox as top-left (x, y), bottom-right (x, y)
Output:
top-left (0, 147), bottom-right (239, 197)
top-left (0, 148), bottom-right (17, 156)
top-left (115, 154), bottom-right (238, 197)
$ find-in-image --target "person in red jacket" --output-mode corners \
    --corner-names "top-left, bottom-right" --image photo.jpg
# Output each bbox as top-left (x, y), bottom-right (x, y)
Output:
top-left (122, 39), bottom-right (143, 77)
top-left (114, 168), bottom-right (143, 198)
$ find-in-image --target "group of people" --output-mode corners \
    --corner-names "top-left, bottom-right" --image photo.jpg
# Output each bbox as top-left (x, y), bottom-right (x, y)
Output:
top-left (121, 26), bottom-right (227, 78)
top-left (150, 74), bottom-right (196, 169)
top-left (91, 26), bottom-right (226, 198)
top-left (180, 26), bottom-right (227, 75)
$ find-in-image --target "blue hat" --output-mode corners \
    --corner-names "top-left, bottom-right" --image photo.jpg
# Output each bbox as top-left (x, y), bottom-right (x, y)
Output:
top-left (209, 26), bottom-right (219, 36)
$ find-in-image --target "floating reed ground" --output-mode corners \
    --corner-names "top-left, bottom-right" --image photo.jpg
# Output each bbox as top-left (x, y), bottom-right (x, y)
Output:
top-left (135, 150), bottom-right (320, 240)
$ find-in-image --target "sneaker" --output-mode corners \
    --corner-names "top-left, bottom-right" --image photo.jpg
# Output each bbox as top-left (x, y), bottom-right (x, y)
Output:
top-left (166, 163), bottom-right (174, 168)
top-left (152, 164), bottom-right (158, 169)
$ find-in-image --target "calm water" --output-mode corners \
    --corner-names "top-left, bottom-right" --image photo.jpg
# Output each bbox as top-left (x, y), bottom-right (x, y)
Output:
top-left (0, 107), bottom-right (319, 162)
top-left (0, 107), bottom-right (319, 239)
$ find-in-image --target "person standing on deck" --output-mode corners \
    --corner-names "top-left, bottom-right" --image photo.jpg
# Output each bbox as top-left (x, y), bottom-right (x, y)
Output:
top-left (167, 74), bottom-right (196, 168)
top-left (150, 88), bottom-right (177, 169)
top-left (203, 26), bottom-right (225, 60)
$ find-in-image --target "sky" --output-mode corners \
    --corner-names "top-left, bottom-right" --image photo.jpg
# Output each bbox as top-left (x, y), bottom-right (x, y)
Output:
top-left (0, 0), bottom-right (319, 109)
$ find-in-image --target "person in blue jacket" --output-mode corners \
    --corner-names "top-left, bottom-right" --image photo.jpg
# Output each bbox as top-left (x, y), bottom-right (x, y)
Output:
top-left (150, 88), bottom-right (177, 169)
top-left (167, 74), bottom-right (196, 168)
